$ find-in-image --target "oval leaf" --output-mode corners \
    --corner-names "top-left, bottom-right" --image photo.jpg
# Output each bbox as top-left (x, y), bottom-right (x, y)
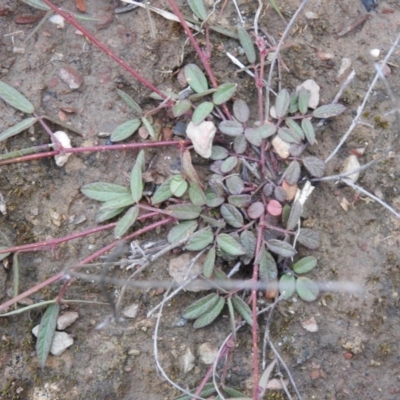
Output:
top-left (258, 247), bottom-right (278, 281)
top-left (220, 204), bottom-right (244, 228)
top-left (193, 296), bottom-right (225, 329)
top-left (237, 25), bottom-right (256, 64)
top-left (298, 88), bottom-right (310, 114)
top-left (183, 293), bottom-right (220, 319)
top-left (297, 229), bottom-right (320, 249)
top-left (234, 135), bottom-right (247, 154)
top-left (226, 175), bottom-right (244, 195)
top-left (203, 247), bottom-right (216, 278)
top-left (231, 295), bottom-right (253, 326)
top-left (296, 277), bottom-right (319, 302)
top-left (81, 182), bottom-right (130, 202)
top-left (285, 118), bottom-right (304, 140)
top-left (293, 256), bottom-right (317, 274)
top-left (210, 145), bottom-right (229, 160)
top-left (184, 64), bottom-right (208, 94)
top-left (151, 177), bottom-right (173, 204)
top-left (170, 175), bottom-right (188, 197)
top-left (247, 201), bottom-right (265, 219)
top-left (233, 99), bottom-right (250, 123)
top-left (114, 205), bottom-right (139, 238)
top-left (303, 156), bottom-right (325, 178)
top-left (173, 99), bottom-right (192, 117)
top-left (301, 118), bottom-right (315, 145)
top-left (111, 119), bottom-right (141, 142)
top-left (167, 220), bottom-right (198, 244)
top-left (266, 239), bottom-right (297, 257)
top-left (167, 204), bottom-right (202, 220)
top-left (275, 89), bottom-right (290, 118)
top-left (213, 83), bottom-right (237, 105)
top-left (130, 150), bottom-right (145, 202)
top-left (228, 194), bottom-right (251, 208)
top-left (219, 120), bottom-right (244, 136)
top-left (312, 103), bottom-right (346, 118)
top-left (244, 127), bottom-right (262, 146)
top-left (116, 89), bottom-right (142, 114)
top-left (286, 200), bottom-right (302, 230)
top-left (192, 101), bottom-right (214, 125)
top-left (216, 233), bottom-right (246, 256)
top-left (36, 303), bottom-right (60, 368)
top-left (284, 160), bottom-right (301, 185)
top-left (96, 206), bottom-right (125, 223)
top-left (0, 79), bottom-right (34, 113)
top-left (279, 274), bottom-right (296, 300)
top-left (240, 230), bottom-right (256, 264)
top-left (256, 124), bottom-right (277, 139)
top-left (278, 127), bottom-right (302, 144)
top-left (188, 182), bottom-right (207, 206)
top-left (99, 193), bottom-right (135, 211)
top-left (220, 156), bottom-right (238, 173)
top-left (185, 230), bottom-right (214, 251)
top-left (0, 117), bottom-right (37, 142)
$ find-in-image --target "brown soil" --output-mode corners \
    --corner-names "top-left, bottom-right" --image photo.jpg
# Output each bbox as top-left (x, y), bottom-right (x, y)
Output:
top-left (0, 0), bottom-right (400, 399)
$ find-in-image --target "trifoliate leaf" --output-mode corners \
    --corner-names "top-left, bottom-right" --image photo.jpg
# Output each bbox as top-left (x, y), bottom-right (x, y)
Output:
top-left (233, 99), bottom-right (250, 123)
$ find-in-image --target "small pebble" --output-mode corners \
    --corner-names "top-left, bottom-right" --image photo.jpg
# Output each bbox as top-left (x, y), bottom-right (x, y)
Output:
top-left (122, 303), bottom-right (139, 319)
top-left (32, 326), bottom-right (74, 356)
top-left (57, 311), bottom-right (79, 330)
top-left (198, 342), bottom-right (218, 365)
top-left (58, 67), bottom-right (84, 90)
top-left (370, 49), bottom-right (380, 58)
top-left (344, 352), bottom-right (353, 359)
top-left (300, 316), bottom-right (318, 332)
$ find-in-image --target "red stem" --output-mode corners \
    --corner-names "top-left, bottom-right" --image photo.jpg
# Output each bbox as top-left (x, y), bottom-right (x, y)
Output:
top-left (41, 0), bottom-right (167, 100)
top-left (0, 140), bottom-right (191, 166)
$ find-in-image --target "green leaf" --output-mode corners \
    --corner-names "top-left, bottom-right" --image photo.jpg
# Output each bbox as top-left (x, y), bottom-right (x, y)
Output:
top-left (278, 127), bottom-right (302, 144)
top-left (188, 0), bottom-right (208, 20)
top-left (0, 117), bottom-right (37, 142)
top-left (297, 229), bottom-right (320, 249)
top-left (293, 256), bottom-right (317, 274)
top-left (298, 88), bottom-right (310, 114)
top-left (256, 124), bottom-right (277, 139)
top-left (303, 156), bottom-right (325, 178)
top-left (231, 295), bottom-right (253, 326)
top-left (151, 177), bottom-right (173, 204)
top-left (258, 247), bottom-right (278, 281)
top-left (114, 206), bottom-right (139, 238)
top-left (269, 0), bottom-right (284, 19)
top-left (289, 91), bottom-right (299, 114)
top-left (21, 0), bottom-right (50, 10)
top-left (240, 230), bottom-right (256, 264)
top-left (266, 239), bottom-right (297, 257)
top-left (0, 247), bottom-right (11, 262)
top-left (226, 175), bottom-right (244, 195)
top-left (110, 119), bottom-right (141, 142)
top-left (166, 204), bottom-right (202, 219)
top-left (99, 193), bottom-right (135, 210)
top-left (286, 200), bottom-right (302, 230)
top-left (223, 387), bottom-right (248, 398)
top-left (234, 135), bottom-right (247, 154)
top-left (185, 230), bottom-right (214, 251)
top-left (285, 118), bottom-right (304, 140)
top-left (36, 303), bottom-right (60, 368)
top-left (228, 194), bottom-right (251, 208)
top-left (96, 207), bottom-right (126, 223)
top-left (200, 215), bottom-right (226, 228)
top-left (301, 118), bottom-right (315, 145)
top-left (183, 293), bottom-right (220, 320)
top-left (212, 83), bottom-right (237, 105)
top-left (193, 296), bottom-right (225, 329)
top-left (188, 182), bottom-right (207, 206)
top-left (244, 127), bottom-right (263, 146)
top-left (189, 88), bottom-right (217, 102)
top-left (219, 120), bottom-right (244, 136)
top-left (130, 150), bottom-right (145, 202)
top-left (210, 145), bottom-right (229, 160)
top-left (81, 182), bottom-right (130, 202)
top-left (312, 104), bottom-right (346, 119)
top-left (216, 233), bottom-right (246, 256)
top-left (203, 247), bottom-right (216, 278)
top-left (279, 274), bottom-right (296, 300)
top-left (116, 89), bottom-right (142, 114)
top-left (192, 101), bottom-right (214, 125)
top-left (184, 64), bottom-right (208, 94)
top-left (141, 116), bottom-right (157, 140)
top-left (233, 99), bottom-right (250, 123)
top-left (284, 160), bottom-right (301, 185)
top-left (0, 80), bottom-right (34, 113)
top-left (296, 277), bottom-right (319, 302)
top-left (170, 175), bottom-right (188, 197)
top-left (220, 204), bottom-right (244, 228)
top-left (172, 99), bottom-right (192, 117)
top-left (275, 89), bottom-right (290, 118)
top-left (237, 25), bottom-right (256, 64)
top-left (220, 156), bottom-right (238, 173)
top-left (176, 383), bottom-right (217, 400)
top-left (167, 220), bottom-right (198, 244)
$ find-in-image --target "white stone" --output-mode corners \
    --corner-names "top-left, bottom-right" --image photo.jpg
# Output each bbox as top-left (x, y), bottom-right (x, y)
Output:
top-left (300, 316), bottom-right (318, 332)
top-left (186, 121), bottom-right (216, 158)
top-left (370, 48), bottom-right (380, 58)
top-left (122, 303), bottom-right (139, 319)
top-left (52, 131), bottom-right (72, 167)
top-left (337, 58), bottom-right (352, 79)
top-left (49, 15), bottom-right (65, 29)
top-left (198, 342), bottom-right (218, 364)
top-left (179, 347), bottom-right (195, 373)
top-left (57, 311), bottom-right (79, 330)
top-left (32, 325), bottom-right (74, 356)
top-left (271, 136), bottom-right (290, 159)
top-left (341, 155), bottom-right (360, 183)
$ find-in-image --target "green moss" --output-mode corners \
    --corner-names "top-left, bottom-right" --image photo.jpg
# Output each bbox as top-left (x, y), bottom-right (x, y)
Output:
top-left (374, 116), bottom-right (389, 129)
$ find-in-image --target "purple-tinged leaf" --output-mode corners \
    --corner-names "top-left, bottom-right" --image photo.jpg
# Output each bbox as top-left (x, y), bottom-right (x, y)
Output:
top-left (216, 233), bottom-right (246, 256)
top-left (219, 120), bottom-right (244, 136)
top-left (284, 160), bottom-right (301, 185)
top-left (274, 186), bottom-right (287, 202)
top-left (279, 274), bottom-right (296, 300)
top-left (301, 118), bottom-right (315, 145)
top-left (257, 246), bottom-right (278, 281)
top-left (293, 256), bottom-right (317, 274)
top-left (36, 303), bottom-right (60, 368)
top-left (303, 156), bottom-right (325, 178)
top-left (263, 183), bottom-right (274, 197)
top-left (312, 103), bottom-right (346, 119)
top-left (267, 239), bottom-right (297, 257)
top-left (226, 175), bottom-right (244, 195)
top-left (296, 277), bottom-right (319, 302)
top-left (233, 99), bottom-right (250, 123)
top-left (240, 230), bottom-right (256, 265)
top-left (275, 89), bottom-right (290, 118)
top-left (182, 149), bottom-right (202, 187)
top-left (247, 201), bottom-right (265, 219)
top-left (297, 229), bottom-right (320, 249)
top-left (220, 203), bottom-right (244, 228)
